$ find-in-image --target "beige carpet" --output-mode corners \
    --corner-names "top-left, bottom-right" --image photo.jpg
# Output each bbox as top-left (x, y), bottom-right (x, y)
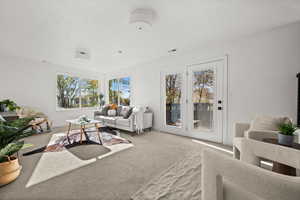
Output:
top-left (1, 130), bottom-right (211, 200)
top-left (131, 151), bottom-right (202, 200)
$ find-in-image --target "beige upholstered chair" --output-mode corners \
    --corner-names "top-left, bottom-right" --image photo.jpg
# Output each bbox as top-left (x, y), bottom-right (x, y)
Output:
top-left (233, 122), bottom-right (278, 159)
top-left (202, 138), bottom-right (300, 200)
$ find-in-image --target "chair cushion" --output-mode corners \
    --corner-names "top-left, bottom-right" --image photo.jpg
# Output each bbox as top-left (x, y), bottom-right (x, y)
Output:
top-left (116, 117), bottom-right (130, 127)
top-left (250, 115), bottom-right (291, 131)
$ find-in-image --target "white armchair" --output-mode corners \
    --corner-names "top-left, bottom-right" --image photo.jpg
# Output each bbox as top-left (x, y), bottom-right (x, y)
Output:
top-left (202, 138), bottom-right (300, 200)
top-left (233, 122), bottom-right (278, 159)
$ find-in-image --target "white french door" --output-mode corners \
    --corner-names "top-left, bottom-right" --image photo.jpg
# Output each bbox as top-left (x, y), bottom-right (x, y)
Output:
top-left (160, 71), bottom-right (187, 135)
top-left (187, 59), bottom-right (226, 143)
top-left (160, 58), bottom-right (227, 143)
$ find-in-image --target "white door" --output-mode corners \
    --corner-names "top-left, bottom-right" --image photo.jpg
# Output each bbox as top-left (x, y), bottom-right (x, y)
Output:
top-left (187, 59), bottom-right (226, 143)
top-left (160, 71), bottom-right (187, 135)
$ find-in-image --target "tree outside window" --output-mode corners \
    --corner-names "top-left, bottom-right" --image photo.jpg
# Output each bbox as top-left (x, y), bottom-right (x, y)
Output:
top-left (57, 74), bottom-right (99, 109)
top-left (109, 77), bottom-right (130, 106)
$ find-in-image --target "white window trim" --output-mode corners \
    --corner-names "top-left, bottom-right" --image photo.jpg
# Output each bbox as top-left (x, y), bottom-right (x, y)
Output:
top-left (106, 75), bottom-right (132, 106)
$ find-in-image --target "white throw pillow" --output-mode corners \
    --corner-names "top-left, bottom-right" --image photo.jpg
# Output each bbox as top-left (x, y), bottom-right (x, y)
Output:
top-left (250, 115), bottom-right (291, 131)
top-left (120, 106), bottom-right (131, 117)
top-left (107, 109), bottom-right (116, 116)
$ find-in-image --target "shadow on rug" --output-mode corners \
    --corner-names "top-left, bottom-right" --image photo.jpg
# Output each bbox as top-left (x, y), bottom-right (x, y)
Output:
top-left (23, 128), bottom-right (131, 157)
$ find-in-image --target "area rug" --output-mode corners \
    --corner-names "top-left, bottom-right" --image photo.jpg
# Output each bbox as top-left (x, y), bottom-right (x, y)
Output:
top-left (25, 128), bottom-right (133, 188)
top-left (131, 151), bottom-right (202, 200)
top-left (23, 127), bottom-right (130, 155)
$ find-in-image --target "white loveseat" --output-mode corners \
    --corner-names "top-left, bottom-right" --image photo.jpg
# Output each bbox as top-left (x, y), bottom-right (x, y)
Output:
top-left (94, 106), bottom-right (153, 132)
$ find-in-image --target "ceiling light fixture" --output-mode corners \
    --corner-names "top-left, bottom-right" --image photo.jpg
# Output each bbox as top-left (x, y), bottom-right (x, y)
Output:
top-left (129, 8), bottom-right (155, 31)
top-left (168, 48), bottom-right (177, 53)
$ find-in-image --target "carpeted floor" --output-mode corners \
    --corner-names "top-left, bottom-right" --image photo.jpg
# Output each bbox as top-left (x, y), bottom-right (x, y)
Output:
top-left (0, 128), bottom-right (231, 200)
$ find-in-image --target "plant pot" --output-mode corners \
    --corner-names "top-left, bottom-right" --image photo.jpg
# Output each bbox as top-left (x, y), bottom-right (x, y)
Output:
top-left (278, 133), bottom-right (294, 146)
top-left (0, 156), bottom-right (22, 186)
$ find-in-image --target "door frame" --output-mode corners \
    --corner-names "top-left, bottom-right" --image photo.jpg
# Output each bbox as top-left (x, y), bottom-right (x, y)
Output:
top-left (159, 56), bottom-right (228, 144)
top-left (186, 56), bottom-right (228, 143)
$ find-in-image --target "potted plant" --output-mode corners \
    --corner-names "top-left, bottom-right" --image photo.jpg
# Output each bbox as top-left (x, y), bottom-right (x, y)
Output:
top-left (0, 117), bottom-right (34, 186)
top-left (278, 122), bottom-right (298, 146)
top-left (0, 99), bottom-right (20, 112)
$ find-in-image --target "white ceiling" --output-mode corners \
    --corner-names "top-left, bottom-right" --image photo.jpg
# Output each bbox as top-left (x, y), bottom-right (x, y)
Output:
top-left (1, 0), bottom-right (300, 72)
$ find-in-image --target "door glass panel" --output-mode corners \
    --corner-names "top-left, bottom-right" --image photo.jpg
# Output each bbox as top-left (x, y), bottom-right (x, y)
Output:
top-left (192, 69), bottom-right (214, 131)
top-left (165, 74), bottom-right (182, 127)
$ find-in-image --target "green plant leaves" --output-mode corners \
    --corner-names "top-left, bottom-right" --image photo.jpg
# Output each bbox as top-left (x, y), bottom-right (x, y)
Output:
top-left (0, 117), bottom-right (35, 163)
top-left (278, 123), bottom-right (298, 136)
top-left (0, 141), bottom-right (24, 162)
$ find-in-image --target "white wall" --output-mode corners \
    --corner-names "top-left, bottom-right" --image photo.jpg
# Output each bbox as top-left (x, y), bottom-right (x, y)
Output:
top-left (0, 55), bottom-right (102, 127)
top-left (107, 22), bottom-right (300, 145)
top-left (1, 22), bottom-right (299, 145)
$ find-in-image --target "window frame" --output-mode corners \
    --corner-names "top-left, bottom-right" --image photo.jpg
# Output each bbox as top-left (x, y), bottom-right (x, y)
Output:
top-left (107, 76), bottom-right (131, 106)
top-left (56, 73), bottom-right (101, 111)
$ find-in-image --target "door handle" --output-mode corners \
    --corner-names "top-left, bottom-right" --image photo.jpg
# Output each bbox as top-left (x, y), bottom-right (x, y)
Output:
top-left (218, 107), bottom-right (223, 110)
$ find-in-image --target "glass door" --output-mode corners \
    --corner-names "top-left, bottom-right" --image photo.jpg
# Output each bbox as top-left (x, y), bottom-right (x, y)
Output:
top-left (187, 59), bottom-right (225, 142)
top-left (160, 71), bottom-right (186, 135)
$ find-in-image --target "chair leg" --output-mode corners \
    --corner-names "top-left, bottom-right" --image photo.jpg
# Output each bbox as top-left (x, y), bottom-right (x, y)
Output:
top-left (233, 146), bottom-right (240, 160)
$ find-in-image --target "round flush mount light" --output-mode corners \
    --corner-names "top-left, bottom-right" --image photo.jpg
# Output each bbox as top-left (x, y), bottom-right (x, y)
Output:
top-left (129, 8), bottom-right (155, 31)
top-left (168, 48), bottom-right (177, 53)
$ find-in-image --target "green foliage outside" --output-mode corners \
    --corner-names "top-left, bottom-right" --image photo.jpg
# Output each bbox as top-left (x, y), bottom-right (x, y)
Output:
top-left (57, 75), bottom-right (80, 108)
top-left (0, 118), bottom-right (35, 163)
top-left (278, 122), bottom-right (298, 136)
top-left (109, 78), bottom-right (130, 106)
top-left (57, 75), bottom-right (99, 109)
top-left (81, 79), bottom-right (99, 107)
top-left (165, 74), bottom-right (181, 104)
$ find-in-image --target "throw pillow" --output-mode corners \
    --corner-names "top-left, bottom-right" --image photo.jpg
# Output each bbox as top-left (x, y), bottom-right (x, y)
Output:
top-left (250, 115), bottom-right (291, 131)
top-left (117, 106), bottom-right (123, 116)
top-left (107, 109), bottom-right (117, 116)
top-left (110, 104), bottom-right (118, 110)
top-left (120, 106), bottom-right (130, 117)
top-left (124, 107), bottom-right (133, 119)
top-left (99, 105), bottom-right (110, 116)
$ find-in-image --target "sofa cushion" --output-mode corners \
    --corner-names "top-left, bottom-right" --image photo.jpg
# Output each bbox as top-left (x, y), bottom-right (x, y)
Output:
top-left (250, 115), bottom-right (291, 131)
top-left (108, 109), bottom-right (117, 116)
top-left (116, 117), bottom-right (130, 127)
top-left (99, 116), bottom-right (116, 125)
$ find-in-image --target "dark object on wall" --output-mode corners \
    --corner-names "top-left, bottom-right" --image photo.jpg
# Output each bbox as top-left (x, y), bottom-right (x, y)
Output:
top-left (297, 73), bottom-right (300, 127)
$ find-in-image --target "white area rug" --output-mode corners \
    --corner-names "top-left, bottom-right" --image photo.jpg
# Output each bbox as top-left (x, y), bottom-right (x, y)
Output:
top-left (131, 151), bottom-right (202, 200)
top-left (26, 130), bottom-right (133, 188)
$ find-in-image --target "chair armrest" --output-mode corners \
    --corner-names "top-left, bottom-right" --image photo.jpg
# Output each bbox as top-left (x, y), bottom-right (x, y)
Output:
top-left (202, 148), bottom-right (300, 200)
top-left (234, 123), bottom-right (250, 137)
top-left (245, 129), bottom-right (278, 141)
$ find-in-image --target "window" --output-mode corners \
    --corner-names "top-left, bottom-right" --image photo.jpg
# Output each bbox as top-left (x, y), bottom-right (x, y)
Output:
top-left (57, 74), bottom-right (99, 109)
top-left (108, 77), bottom-right (130, 105)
